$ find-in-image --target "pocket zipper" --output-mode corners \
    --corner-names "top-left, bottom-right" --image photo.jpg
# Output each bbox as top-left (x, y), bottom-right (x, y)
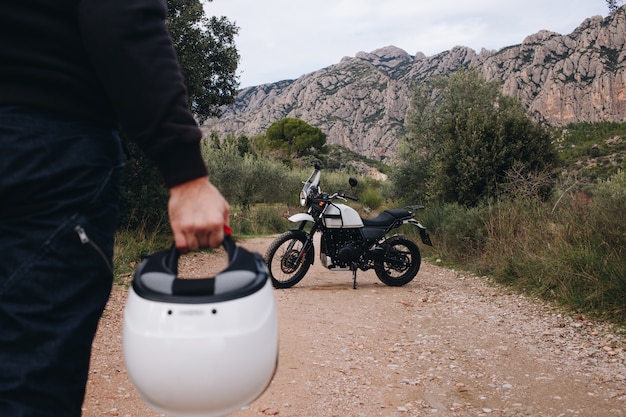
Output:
top-left (74, 225), bottom-right (113, 274)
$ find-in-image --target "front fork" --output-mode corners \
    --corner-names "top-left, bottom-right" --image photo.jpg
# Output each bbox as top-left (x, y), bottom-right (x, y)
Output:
top-left (291, 220), bottom-right (319, 265)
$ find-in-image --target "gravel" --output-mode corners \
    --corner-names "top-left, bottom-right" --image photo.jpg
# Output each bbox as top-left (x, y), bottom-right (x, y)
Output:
top-left (83, 237), bottom-right (625, 417)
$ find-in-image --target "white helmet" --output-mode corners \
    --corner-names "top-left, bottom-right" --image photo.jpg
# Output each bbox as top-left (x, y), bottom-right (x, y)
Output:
top-left (123, 235), bottom-right (278, 417)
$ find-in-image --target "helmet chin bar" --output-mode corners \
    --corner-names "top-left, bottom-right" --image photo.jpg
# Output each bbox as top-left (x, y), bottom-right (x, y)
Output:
top-left (132, 235), bottom-right (268, 303)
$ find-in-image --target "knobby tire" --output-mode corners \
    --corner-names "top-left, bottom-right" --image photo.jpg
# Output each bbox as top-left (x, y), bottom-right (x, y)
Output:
top-left (374, 235), bottom-right (421, 286)
top-left (264, 231), bottom-right (313, 288)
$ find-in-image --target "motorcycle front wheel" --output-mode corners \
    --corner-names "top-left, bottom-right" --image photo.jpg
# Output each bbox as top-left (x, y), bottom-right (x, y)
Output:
top-left (374, 235), bottom-right (421, 286)
top-left (264, 231), bottom-right (313, 288)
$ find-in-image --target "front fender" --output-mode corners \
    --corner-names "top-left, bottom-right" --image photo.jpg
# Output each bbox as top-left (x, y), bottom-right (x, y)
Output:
top-left (288, 212), bottom-right (315, 223)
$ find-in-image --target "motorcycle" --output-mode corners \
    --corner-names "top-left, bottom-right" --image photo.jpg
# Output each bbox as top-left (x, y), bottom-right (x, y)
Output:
top-left (264, 163), bottom-right (432, 289)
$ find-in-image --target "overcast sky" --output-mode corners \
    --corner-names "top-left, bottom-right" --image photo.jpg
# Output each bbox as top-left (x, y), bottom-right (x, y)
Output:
top-left (205, 0), bottom-right (610, 88)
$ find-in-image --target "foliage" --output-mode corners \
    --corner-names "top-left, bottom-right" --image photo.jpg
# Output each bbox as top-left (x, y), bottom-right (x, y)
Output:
top-left (359, 187), bottom-right (384, 211)
top-left (326, 144), bottom-right (390, 174)
top-left (418, 203), bottom-right (490, 265)
top-left (551, 121), bottom-right (626, 182)
top-left (229, 205), bottom-right (289, 236)
top-left (423, 171), bottom-right (626, 322)
top-left (113, 226), bottom-right (173, 285)
top-left (118, 140), bottom-right (170, 232)
top-left (166, 0), bottom-right (240, 122)
top-left (202, 136), bottom-right (300, 210)
top-left (389, 83), bottom-right (433, 204)
top-left (264, 118), bottom-right (328, 159)
top-left (393, 68), bottom-right (557, 206)
top-left (607, 0), bottom-right (626, 13)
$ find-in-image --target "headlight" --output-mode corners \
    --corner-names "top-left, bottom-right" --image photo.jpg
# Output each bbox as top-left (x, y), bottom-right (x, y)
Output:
top-left (299, 190), bottom-right (308, 207)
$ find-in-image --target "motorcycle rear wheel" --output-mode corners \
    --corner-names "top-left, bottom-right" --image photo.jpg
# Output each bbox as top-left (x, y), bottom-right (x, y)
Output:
top-left (374, 235), bottom-right (421, 286)
top-left (264, 231), bottom-right (313, 288)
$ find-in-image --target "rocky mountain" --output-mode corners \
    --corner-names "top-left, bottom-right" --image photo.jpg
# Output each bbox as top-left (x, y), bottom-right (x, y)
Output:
top-left (203, 7), bottom-right (626, 160)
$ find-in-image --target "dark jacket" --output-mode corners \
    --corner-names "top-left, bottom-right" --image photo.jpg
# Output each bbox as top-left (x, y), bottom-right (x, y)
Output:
top-left (0, 0), bottom-right (207, 187)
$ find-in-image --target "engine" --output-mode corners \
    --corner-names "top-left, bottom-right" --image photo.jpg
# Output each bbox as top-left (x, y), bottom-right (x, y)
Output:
top-left (321, 229), bottom-right (364, 268)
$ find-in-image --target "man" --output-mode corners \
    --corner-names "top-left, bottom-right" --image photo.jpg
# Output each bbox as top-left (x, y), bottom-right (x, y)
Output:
top-left (0, 0), bottom-right (230, 415)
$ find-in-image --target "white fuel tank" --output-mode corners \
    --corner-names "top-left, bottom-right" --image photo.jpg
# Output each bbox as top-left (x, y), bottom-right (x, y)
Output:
top-left (322, 203), bottom-right (363, 228)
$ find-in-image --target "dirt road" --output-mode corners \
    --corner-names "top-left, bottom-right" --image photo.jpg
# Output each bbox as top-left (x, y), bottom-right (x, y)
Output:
top-left (83, 237), bottom-right (625, 417)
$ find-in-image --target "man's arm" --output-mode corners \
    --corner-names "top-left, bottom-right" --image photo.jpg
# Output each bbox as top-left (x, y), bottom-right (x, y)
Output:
top-left (78, 0), bottom-right (229, 249)
top-left (77, 0), bottom-right (206, 187)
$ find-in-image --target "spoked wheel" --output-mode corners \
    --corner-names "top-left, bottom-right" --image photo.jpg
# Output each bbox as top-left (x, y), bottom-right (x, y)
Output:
top-left (264, 231), bottom-right (313, 288)
top-left (374, 235), bottom-right (421, 286)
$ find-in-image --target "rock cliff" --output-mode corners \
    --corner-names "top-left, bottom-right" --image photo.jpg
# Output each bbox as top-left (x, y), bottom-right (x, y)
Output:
top-left (203, 7), bottom-right (626, 159)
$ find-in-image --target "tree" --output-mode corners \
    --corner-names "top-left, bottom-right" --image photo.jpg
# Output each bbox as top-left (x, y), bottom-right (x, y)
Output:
top-left (167, 0), bottom-right (240, 122)
top-left (265, 118), bottom-right (328, 159)
top-left (606, 0), bottom-right (625, 13)
top-left (118, 140), bottom-right (170, 230)
top-left (393, 68), bottom-right (557, 206)
top-left (390, 83), bottom-right (436, 203)
top-left (202, 137), bottom-right (291, 210)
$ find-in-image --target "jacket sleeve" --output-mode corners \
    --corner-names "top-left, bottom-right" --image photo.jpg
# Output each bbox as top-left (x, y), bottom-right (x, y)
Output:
top-left (77, 0), bottom-right (208, 187)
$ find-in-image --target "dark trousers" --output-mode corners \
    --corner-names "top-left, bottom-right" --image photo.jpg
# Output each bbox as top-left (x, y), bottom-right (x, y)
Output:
top-left (0, 106), bottom-right (124, 416)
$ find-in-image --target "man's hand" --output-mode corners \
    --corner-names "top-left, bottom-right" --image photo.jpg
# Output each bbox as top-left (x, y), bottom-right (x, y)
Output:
top-left (168, 177), bottom-right (230, 252)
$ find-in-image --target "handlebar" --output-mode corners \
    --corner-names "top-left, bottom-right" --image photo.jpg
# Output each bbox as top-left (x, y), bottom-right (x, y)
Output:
top-left (338, 192), bottom-right (359, 202)
top-left (322, 191), bottom-right (359, 202)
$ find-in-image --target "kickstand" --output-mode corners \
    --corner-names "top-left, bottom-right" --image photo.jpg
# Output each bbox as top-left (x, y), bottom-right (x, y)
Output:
top-left (351, 264), bottom-right (358, 289)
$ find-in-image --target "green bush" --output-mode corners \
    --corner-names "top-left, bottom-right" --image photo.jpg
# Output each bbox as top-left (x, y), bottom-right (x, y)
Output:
top-left (422, 203), bottom-right (489, 264)
top-left (359, 187), bottom-right (384, 210)
top-left (589, 170), bottom-right (626, 249)
top-left (230, 205), bottom-right (289, 236)
top-left (203, 139), bottom-right (300, 208)
top-left (501, 173), bottom-right (624, 320)
top-left (420, 172), bottom-right (626, 322)
top-left (118, 140), bottom-right (170, 232)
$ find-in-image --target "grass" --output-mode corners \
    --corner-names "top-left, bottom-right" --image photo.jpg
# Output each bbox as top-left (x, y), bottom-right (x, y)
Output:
top-left (422, 171), bottom-right (626, 324)
top-left (113, 226), bottom-right (173, 286)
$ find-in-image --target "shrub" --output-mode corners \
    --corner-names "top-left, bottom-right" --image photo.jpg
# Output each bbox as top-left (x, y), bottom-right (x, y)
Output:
top-left (359, 187), bottom-right (384, 210)
top-left (118, 140), bottom-right (169, 232)
top-left (230, 205), bottom-right (289, 236)
top-left (424, 203), bottom-right (489, 264)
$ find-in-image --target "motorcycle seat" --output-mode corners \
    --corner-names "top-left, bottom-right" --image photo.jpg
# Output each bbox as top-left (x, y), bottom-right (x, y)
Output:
top-left (362, 209), bottom-right (411, 227)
